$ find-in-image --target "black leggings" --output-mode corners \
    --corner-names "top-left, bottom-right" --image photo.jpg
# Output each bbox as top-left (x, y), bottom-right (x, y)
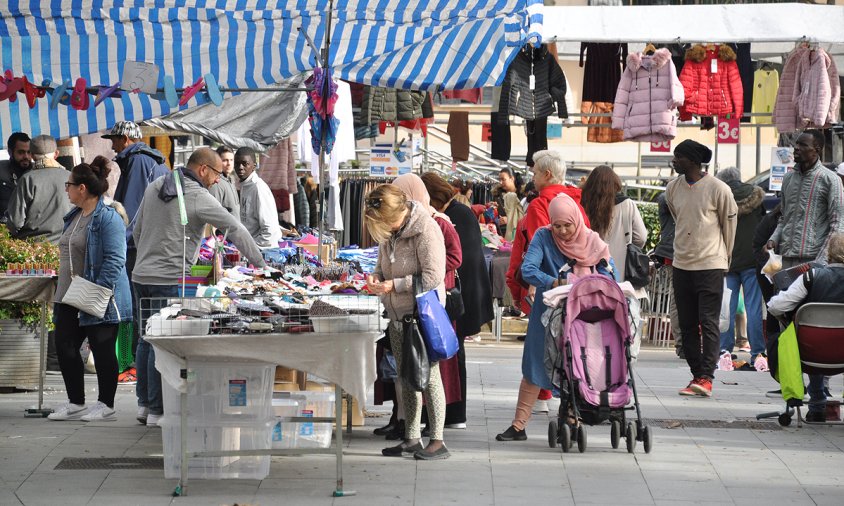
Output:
top-left (54, 303), bottom-right (119, 407)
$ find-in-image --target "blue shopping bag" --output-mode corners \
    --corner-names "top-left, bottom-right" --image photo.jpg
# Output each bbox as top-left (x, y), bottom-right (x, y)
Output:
top-left (414, 277), bottom-right (459, 362)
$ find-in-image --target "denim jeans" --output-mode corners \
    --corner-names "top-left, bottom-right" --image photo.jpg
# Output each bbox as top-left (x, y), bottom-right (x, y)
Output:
top-left (134, 283), bottom-right (179, 415)
top-left (807, 374), bottom-right (827, 414)
top-left (719, 268), bottom-right (766, 361)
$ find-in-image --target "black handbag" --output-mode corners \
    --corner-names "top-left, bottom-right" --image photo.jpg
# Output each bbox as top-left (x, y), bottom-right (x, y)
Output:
top-left (400, 315), bottom-right (430, 392)
top-left (625, 242), bottom-right (651, 289)
top-left (445, 272), bottom-right (465, 320)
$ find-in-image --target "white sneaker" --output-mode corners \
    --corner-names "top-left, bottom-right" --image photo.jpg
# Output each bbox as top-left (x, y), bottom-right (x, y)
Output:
top-left (136, 406), bottom-right (149, 424)
top-left (81, 401), bottom-right (116, 422)
top-left (533, 400), bottom-right (550, 414)
top-left (48, 403), bottom-right (88, 421)
top-left (146, 413), bottom-right (163, 427)
top-left (445, 422), bottom-right (466, 429)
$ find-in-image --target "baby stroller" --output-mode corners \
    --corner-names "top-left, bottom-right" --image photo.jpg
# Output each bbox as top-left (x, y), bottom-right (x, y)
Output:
top-left (546, 274), bottom-right (652, 453)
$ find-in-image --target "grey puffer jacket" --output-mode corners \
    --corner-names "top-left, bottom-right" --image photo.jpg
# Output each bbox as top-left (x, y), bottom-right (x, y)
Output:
top-left (362, 87), bottom-right (433, 124)
top-left (372, 202), bottom-right (446, 321)
top-left (771, 159), bottom-right (844, 261)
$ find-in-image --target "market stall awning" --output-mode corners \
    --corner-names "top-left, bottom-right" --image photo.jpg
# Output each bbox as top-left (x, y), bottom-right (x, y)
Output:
top-left (0, 0), bottom-right (543, 141)
top-left (544, 4), bottom-right (844, 65)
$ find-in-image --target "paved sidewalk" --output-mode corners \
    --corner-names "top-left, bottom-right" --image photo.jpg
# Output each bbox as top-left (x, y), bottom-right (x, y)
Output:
top-left (2, 343), bottom-right (844, 505)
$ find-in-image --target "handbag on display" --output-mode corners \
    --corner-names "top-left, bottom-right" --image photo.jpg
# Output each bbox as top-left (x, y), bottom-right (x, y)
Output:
top-left (445, 272), bottom-right (465, 320)
top-left (624, 242), bottom-right (651, 289)
top-left (414, 276), bottom-right (459, 362)
top-left (401, 315), bottom-right (430, 392)
top-left (61, 215), bottom-right (114, 319)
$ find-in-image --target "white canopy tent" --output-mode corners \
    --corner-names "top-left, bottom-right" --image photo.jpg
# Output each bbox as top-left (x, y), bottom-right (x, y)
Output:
top-left (543, 3), bottom-right (844, 66)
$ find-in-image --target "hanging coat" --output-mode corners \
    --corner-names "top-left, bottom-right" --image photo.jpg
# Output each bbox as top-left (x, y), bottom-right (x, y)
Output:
top-left (497, 44), bottom-right (568, 123)
top-left (678, 44), bottom-right (743, 120)
top-left (793, 47), bottom-right (841, 129)
top-left (612, 48), bottom-right (685, 143)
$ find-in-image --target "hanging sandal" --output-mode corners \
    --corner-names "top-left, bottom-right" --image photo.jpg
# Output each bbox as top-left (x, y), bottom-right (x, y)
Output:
top-left (70, 77), bottom-right (89, 110)
top-left (23, 77), bottom-right (46, 108)
top-left (179, 76), bottom-right (204, 106)
top-left (48, 80), bottom-right (71, 109)
top-left (204, 73), bottom-right (223, 106)
top-left (0, 70), bottom-right (24, 101)
top-left (93, 82), bottom-right (122, 107)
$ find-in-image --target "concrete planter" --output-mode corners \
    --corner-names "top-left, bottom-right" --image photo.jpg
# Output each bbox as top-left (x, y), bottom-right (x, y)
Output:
top-left (0, 319), bottom-right (41, 390)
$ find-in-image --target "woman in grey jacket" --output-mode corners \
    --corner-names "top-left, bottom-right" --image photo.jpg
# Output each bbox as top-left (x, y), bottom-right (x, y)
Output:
top-left (365, 184), bottom-right (450, 460)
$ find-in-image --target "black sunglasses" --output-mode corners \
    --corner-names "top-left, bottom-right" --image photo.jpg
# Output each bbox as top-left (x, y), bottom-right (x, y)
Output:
top-left (64, 182), bottom-right (81, 188)
top-left (365, 197), bottom-right (382, 209)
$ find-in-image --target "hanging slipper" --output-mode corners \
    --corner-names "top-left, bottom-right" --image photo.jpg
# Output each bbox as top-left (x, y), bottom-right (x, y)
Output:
top-left (0, 70), bottom-right (24, 101)
top-left (203, 73), bottom-right (223, 106)
top-left (93, 82), bottom-right (122, 107)
top-left (179, 76), bottom-right (204, 106)
top-left (48, 79), bottom-right (71, 109)
top-left (0, 78), bottom-right (6, 95)
top-left (70, 77), bottom-right (89, 110)
top-left (163, 75), bottom-right (179, 108)
top-left (23, 77), bottom-right (46, 109)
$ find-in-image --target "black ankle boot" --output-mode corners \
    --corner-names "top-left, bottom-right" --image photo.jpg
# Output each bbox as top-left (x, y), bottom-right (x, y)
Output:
top-left (385, 419), bottom-right (405, 440)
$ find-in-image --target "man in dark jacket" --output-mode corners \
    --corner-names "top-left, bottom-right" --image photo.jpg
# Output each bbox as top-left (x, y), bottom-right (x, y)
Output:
top-left (715, 167), bottom-right (767, 368)
top-left (0, 132), bottom-right (32, 216)
top-left (103, 121), bottom-right (170, 366)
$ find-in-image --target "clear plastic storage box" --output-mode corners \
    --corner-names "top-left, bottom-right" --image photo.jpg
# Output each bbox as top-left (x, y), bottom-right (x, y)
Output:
top-left (161, 360), bottom-right (274, 421)
top-left (270, 397), bottom-right (300, 449)
top-left (160, 417), bottom-right (273, 480)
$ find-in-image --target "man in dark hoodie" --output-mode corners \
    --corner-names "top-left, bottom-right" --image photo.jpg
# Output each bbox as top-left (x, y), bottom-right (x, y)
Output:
top-left (0, 132), bottom-right (32, 216)
top-left (715, 167), bottom-right (767, 369)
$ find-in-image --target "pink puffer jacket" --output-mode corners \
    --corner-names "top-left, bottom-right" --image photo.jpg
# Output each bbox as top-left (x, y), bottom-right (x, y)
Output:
top-left (612, 48), bottom-right (684, 143)
top-left (774, 46), bottom-right (840, 133)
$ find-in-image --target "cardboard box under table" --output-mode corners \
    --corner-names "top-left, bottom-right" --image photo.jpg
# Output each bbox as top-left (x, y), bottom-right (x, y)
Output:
top-left (146, 329), bottom-right (378, 497)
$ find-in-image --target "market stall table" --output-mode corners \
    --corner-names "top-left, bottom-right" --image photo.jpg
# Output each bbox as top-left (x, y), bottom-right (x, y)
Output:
top-left (146, 330), bottom-right (378, 497)
top-left (0, 275), bottom-right (56, 416)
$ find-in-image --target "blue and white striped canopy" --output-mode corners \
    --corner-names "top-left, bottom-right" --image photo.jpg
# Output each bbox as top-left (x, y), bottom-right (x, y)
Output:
top-left (0, 0), bottom-right (543, 141)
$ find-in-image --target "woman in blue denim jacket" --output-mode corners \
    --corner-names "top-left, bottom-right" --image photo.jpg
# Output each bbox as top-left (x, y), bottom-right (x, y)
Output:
top-left (497, 193), bottom-right (616, 442)
top-left (49, 156), bottom-right (132, 422)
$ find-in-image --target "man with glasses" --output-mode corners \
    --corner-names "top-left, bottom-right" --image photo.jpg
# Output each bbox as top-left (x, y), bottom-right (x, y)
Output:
top-left (234, 146), bottom-right (282, 248)
top-left (130, 147), bottom-right (266, 427)
top-left (209, 145), bottom-right (240, 220)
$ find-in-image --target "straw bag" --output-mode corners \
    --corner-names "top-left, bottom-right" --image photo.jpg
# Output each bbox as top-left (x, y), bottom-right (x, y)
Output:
top-left (61, 215), bottom-right (113, 319)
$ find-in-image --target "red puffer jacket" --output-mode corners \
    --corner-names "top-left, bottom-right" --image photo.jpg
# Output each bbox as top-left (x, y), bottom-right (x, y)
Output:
top-left (678, 44), bottom-right (743, 120)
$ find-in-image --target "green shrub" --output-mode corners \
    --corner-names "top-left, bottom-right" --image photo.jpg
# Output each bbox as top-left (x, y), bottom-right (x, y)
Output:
top-left (0, 225), bottom-right (59, 329)
top-left (636, 202), bottom-right (660, 253)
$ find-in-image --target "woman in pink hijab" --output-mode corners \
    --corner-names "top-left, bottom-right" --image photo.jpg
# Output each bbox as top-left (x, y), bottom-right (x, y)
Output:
top-left (496, 193), bottom-right (616, 442)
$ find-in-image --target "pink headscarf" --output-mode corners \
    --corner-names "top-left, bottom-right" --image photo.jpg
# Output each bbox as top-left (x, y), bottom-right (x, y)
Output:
top-left (546, 193), bottom-right (611, 276)
top-left (392, 173), bottom-right (451, 222)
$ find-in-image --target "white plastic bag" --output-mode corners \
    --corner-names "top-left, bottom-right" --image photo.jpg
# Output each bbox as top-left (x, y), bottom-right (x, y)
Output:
top-left (761, 249), bottom-right (783, 281)
top-left (719, 280), bottom-right (733, 333)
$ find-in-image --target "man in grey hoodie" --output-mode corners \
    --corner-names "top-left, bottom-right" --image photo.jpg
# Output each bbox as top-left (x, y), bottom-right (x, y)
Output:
top-left (4, 135), bottom-right (70, 244)
top-left (131, 147), bottom-right (266, 427)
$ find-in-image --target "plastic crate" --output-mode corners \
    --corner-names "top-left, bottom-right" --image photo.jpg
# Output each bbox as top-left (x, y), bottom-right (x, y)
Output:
top-left (270, 397), bottom-right (300, 449)
top-left (160, 417), bottom-right (272, 480)
top-left (162, 360), bottom-right (274, 421)
top-left (296, 391), bottom-right (335, 449)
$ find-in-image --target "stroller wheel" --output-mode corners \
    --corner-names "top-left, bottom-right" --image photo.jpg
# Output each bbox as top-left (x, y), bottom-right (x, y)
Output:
top-left (778, 413), bottom-right (792, 427)
top-left (642, 426), bottom-right (653, 454)
top-left (561, 424), bottom-right (571, 453)
top-left (610, 420), bottom-right (621, 449)
top-left (626, 422), bottom-right (637, 454)
top-left (548, 420), bottom-right (558, 448)
top-left (576, 425), bottom-right (587, 453)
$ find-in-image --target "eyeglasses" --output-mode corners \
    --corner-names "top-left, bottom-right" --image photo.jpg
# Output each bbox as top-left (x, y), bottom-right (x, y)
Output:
top-left (365, 197), bottom-right (382, 209)
top-left (64, 182), bottom-right (80, 188)
top-left (203, 164), bottom-right (223, 176)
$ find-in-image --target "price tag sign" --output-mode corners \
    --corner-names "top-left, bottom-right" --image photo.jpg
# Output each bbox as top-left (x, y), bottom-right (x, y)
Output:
top-left (121, 61), bottom-right (160, 94)
top-left (650, 140), bottom-right (671, 152)
top-left (717, 116), bottom-right (740, 144)
top-left (481, 122), bottom-right (492, 142)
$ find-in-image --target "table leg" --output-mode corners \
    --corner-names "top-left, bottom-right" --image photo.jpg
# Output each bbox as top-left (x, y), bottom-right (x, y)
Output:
top-left (332, 383), bottom-right (356, 497)
top-left (25, 301), bottom-right (52, 418)
top-left (174, 364), bottom-right (189, 497)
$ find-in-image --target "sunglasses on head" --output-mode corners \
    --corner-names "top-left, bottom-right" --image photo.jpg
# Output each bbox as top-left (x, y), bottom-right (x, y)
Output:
top-left (365, 197), bottom-right (382, 209)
